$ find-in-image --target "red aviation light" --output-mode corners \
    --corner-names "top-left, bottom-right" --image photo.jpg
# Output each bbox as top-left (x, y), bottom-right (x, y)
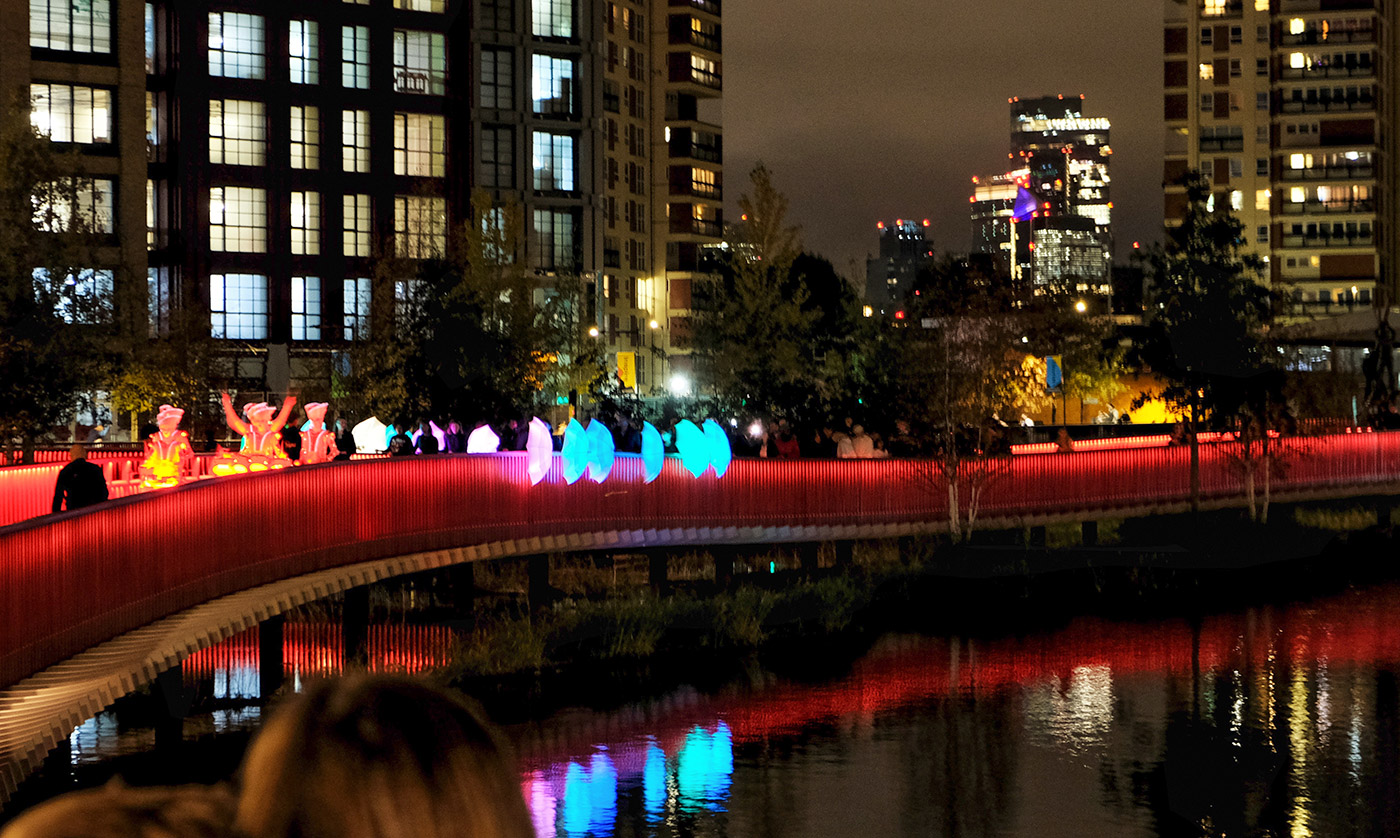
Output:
top-left (894, 310), bottom-right (906, 320)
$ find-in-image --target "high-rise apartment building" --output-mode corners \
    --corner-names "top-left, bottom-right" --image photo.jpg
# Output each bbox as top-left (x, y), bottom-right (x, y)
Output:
top-left (1164, 0), bottom-right (1390, 311)
top-left (1, 0), bottom-right (718, 404)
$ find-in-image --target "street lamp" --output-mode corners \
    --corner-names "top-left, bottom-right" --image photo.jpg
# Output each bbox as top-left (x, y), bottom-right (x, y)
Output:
top-left (669, 373), bottom-right (692, 397)
top-left (588, 326), bottom-right (599, 338)
top-left (1075, 300), bottom-right (1087, 314)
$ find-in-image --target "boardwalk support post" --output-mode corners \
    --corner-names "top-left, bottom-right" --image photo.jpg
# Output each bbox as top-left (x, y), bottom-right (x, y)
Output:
top-left (259, 615), bottom-right (284, 699)
top-left (343, 586), bottom-right (370, 666)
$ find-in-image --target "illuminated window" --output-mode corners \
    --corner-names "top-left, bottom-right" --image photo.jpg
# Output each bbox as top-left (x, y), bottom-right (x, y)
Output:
top-left (30, 84), bottom-right (112, 144)
top-left (480, 126), bottom-right (514, 188)
top-left (290, 20), bottom-right (319, 84)
top-left (146, 179), bottom-right (155, 248)
top-left (1202, 0), bottom-right (1226, 16)
top-left (1290, 18), bottom-right (1305, 35)
top-left (1290, 52), bottom-right (1306, 69)
top-left (532, 131), bottom-right (575, 190)
top-left (1230, 190), bottom-right (1243, 211)
top-left (532, 54), bottom-right (576, 117)
top-left (343, 194), bottom-right (371, 257)
top-left (394, 0), bottom-right (445, 11)
top-left (36, 178), bottom-right (114, 233)
top-left (344, 277), bottom-right (370, 340)
top-left (533, 0), bottom-right (573, 38)
top-left (393, 30), bottom-right (447, 95)
top-left (393, 195), bottom-right (447, 258)
top-left (34, 268), bottom-right (113, 324)
top-left (144, 3), bottom-right (154, 71)
top-left (1199, 63), bottom-right (1214, 81)
top-left (209, 186), bottom-right (267, 252)
top-left (342, 109), bottom-right (370, 173)
top-left (290, 106), bottom-right (319, 169)
top-left (1290, 187), bottom-right (1306, 202)
top-left (31, 0), bottom-right (111, 53)
top-left (342, 26), bottom-right (369, 89)
top-left (290, 191), bottom-right (321, 255)
top-left (1290, 153), bottom-right (1310, 169)
top-left (480, 48), bottom-right (513, 108)
top-left (690, 54), bottom-right (718, 85)
top-left (291, 277), bottom-right (321, 340)
top-left (1255, 0), bottom-right (1267, 9)
top-left (1256, 189), bottom-right (1270, 210)
top-left (209, 99), bottom-right (266, 166)
top-left (209, 13), bottom-right (265, 80)
top-left (210, 273), bottom-right (268, 339)
top-left (393, 113), bottom-right (446, 177)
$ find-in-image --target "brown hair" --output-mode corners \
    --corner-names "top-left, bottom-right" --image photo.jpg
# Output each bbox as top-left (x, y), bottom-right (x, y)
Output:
top-left (0, 783), bottom-right (235, 838)
top-left (235, 675), bottom-right (533, 838)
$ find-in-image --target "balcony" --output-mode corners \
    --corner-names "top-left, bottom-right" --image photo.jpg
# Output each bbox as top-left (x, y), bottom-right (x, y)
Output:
top-left (1280, 163), bottom-right (1375, 180)
top-left (670, 216), bottom-right (723, 238)
top-left (1280, 25), bottom-right (1376, 45)
top-left (670, 0), bottom-right (720, 16)
top-left (1279, 63), bottom-right (1375, 80)
top-left (1200, 0), bottom-right (1243, 17)
top-left (1279, 95), bottom-right (1375, 114)
top-left (1200, 137), bottom-right (1245, 152)
top-left (1279, 198), bottom-right (1376, 214)
top-left (1279, 230), bottom-right (1375, 247)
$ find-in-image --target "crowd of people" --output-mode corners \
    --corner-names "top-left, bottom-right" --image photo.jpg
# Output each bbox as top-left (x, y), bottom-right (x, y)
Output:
top-left (0, 675), bottom-right (534, 838)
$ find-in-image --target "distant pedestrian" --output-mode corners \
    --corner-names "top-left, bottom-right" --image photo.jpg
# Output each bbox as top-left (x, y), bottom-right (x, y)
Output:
top-left (851, 424), bottom-right (875, 458)
top-left (442, 420), bottom-right (467, 453)
top-left (415, 422), bottom-right (439, 455)
top-left (334, 419), bottom-right (355, 460)
top-left (772, 420), bottom-right (801, 459)
top-left (388, 431), bottom-right (414, 456)
top-left (835, 432), bottom-right (855, 459)
top-left (1056, 427), bottom-right (1075, 453)
top-left (51, 444), bottom-right (109, 513)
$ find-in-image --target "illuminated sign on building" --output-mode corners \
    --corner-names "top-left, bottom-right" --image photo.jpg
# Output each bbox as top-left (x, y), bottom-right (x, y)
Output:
top-left (1017, 117), bottom-right (1112, 133)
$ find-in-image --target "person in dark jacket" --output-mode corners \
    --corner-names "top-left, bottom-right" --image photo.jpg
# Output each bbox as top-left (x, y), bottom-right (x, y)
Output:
top-left (52, 444), bottom-right (109, 513)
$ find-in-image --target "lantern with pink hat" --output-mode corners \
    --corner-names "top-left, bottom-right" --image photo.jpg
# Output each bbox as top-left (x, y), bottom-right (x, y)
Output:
top-left (298, 402), bottom-right (340, 465)
top-left (138, 404), bottom-right (193, 489)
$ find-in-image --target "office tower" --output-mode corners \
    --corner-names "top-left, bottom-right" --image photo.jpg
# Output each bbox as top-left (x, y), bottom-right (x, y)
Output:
top-left (1164, 0), bottom-right (1389, 312)
top-left (970, 95), bottom-right (1113, 297)
top-left (865, 218), bottom-right (934, 316)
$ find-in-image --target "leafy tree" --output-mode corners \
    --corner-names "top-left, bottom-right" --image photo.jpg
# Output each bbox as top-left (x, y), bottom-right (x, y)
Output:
top-left (0, 96), bottom-right (110, 461)
top-left (348, 190), bottom-right (601, 427)
top-left (885, 259), bottom-right (1053, 538)
top-left (1141, 170), bottom-right (1275, 514)
top-left (692, 164), bottom-right (820, 419)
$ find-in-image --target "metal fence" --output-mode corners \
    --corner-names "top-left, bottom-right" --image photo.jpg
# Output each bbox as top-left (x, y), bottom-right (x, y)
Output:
top-left (3, 433), bottom-right (1400, 688)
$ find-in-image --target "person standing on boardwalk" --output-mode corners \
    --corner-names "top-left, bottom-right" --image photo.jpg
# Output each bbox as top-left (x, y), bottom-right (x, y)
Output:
top-left (51, 444), bottom-right (108, 513)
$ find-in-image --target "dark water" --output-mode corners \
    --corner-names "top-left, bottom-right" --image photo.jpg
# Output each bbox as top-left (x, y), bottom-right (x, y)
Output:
top-left (27, 582), bottom-right (1400, 837)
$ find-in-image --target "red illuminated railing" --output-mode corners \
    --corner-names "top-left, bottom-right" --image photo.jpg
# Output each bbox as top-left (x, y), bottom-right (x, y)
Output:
top-left (3, 433), bottom-right (1400, 690)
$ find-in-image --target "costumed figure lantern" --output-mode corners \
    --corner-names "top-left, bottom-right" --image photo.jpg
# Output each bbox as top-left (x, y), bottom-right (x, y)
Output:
top-left (138, 404), bottom-right (193, 489)
top-left (298, 402), bottom-right (339, 465)
top-left (212, 392), bottom-right (297, 476)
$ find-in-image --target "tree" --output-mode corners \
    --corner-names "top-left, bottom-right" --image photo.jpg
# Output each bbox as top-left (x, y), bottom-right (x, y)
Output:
top-left (1142, 170), bottom-right (1275, 516)
top-left (347, 189), bottom-right (601, 427)
top-left (0, 94), bottom-right (110, 461)
top-left (887, 258), bottom-right (1053, 538)
top-left (692, 164), bottom-right (820, 419)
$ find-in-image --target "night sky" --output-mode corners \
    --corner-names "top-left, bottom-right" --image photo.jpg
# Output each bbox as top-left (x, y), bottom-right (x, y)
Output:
top-left (722, 0), bottom-right (1164, 279)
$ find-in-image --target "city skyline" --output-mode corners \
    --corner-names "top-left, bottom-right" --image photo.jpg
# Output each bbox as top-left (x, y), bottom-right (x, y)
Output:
top-left (725, 0), bottom-right (1162, 274)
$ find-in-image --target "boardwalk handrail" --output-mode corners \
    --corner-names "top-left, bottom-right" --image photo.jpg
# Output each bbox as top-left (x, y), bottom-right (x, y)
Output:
top-left (3, 433), bottom-right (1400, 690)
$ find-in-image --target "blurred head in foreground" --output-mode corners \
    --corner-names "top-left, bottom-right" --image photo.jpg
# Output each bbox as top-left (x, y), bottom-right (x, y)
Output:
top-left (236, 674), bottom-right (533, 838)
top-left (0, 782), bottom-right (234, 838)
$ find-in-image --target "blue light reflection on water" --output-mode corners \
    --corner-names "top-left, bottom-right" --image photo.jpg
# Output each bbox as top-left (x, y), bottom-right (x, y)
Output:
top-left (525, 723), bottom-right (734, 837)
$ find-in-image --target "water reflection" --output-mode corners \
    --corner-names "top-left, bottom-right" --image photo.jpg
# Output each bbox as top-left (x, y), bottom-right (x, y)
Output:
top-left (182, 623), bottom-right (459, 699)
top-left (512, 582), bottom-right (1400, 838)
top-left (31, 581), bottom-right (1400, 837)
